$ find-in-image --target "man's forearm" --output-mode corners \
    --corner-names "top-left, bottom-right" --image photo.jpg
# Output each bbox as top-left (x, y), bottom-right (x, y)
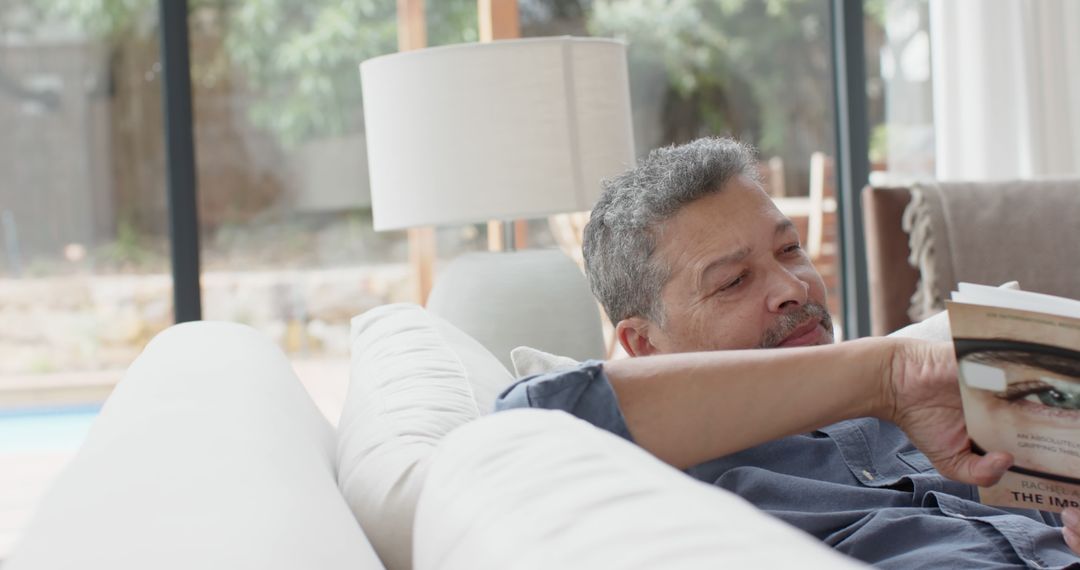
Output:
top-left (604, 337), bottom-right (896, 469)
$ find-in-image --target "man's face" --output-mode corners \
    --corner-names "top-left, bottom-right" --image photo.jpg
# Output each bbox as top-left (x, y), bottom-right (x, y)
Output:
top-left (626, 175), bottom-right (834, 354)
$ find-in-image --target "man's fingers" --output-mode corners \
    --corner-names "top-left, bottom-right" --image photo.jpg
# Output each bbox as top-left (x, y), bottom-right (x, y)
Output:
top-left (951, 450), bottom-right (1012, 487)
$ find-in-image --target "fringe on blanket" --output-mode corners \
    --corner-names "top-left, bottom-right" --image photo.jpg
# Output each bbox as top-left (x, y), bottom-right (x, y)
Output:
top-left (901, 185), bottom-right (943, 322)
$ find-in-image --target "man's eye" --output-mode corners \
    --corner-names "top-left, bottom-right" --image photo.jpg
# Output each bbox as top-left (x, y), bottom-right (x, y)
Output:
top-left (718, 273), bottom-right (747, 293)
top-left (781, 243), bottom-right (802, 255)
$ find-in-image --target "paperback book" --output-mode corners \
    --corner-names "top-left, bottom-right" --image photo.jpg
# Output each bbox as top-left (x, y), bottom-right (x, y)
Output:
top-left (948, 283), bottom-right (1080, 512)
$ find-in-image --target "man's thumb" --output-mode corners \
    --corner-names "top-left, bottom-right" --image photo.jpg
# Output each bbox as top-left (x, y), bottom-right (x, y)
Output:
top-left (961, 451), bottom-right (1013, 487)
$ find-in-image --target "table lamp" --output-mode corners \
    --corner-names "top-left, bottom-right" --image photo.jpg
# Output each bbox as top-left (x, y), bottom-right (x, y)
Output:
top-left (360, 36), bottom-right (636, 369)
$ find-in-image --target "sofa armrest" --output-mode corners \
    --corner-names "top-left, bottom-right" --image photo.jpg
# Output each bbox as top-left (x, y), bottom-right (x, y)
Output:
top-left (7, 322), bottom-right (381, 570)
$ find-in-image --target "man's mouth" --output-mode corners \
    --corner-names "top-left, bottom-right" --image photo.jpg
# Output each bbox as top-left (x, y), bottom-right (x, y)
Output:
top-left (776, 319), bottom-right (825, 348)
top-left (759, 302), bottom-right (834, 348)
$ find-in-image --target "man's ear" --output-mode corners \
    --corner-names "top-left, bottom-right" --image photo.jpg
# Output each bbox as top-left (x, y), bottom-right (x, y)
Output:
top-left (615, 317), bottom-right (662, 357)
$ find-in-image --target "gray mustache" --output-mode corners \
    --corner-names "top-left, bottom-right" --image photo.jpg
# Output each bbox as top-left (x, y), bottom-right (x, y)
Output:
top-left (760, 303), bottom-right (833, 348)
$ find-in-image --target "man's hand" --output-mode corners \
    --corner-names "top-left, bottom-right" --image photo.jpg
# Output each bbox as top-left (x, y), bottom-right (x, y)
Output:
top-left (883, 339), bottom-right (1080, 556)
top-left (881, 339), bottom-right (1014, 487)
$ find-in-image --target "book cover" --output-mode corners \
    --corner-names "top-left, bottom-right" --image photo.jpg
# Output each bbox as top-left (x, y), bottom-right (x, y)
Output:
top-left (948, 284), bottom-right (1080, 513)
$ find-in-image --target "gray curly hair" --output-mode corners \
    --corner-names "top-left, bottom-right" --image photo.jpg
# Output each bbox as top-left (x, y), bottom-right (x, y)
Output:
top-left (583, 137), bottom-right (760, 324)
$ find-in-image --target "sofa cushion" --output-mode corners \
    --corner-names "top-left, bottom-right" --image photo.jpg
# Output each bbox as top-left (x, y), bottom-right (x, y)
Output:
top-left (414, 409), bottom-right (866, 569)
top-left (426, 250), bottom-right (607, 371)
top-left (338, 303), bottom-right (514, 570)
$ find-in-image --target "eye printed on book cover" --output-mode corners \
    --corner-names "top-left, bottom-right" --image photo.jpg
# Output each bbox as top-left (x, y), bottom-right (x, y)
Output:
top-left (957, 338), bottom-right (1080, 486)
top-left (957, 339), bottom-right (1080, 417)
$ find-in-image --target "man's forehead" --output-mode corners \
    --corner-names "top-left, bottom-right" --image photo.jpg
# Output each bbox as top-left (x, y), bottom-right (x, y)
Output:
top-left (655, 197), bottom-right (792, 284)
top-left (694, 218), bottom-right (797, 276)
top-left (657, 187), bottom-right (793, 249)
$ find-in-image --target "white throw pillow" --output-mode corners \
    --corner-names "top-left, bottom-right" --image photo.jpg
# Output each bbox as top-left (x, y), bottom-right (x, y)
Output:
top-left (511, 345), bottom-right (583, 378)
top-left (338, 304), bottom-right (514, 570)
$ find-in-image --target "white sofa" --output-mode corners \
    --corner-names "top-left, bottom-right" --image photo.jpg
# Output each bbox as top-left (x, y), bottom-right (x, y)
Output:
top-left (7, 305), bottom-right (866, 569)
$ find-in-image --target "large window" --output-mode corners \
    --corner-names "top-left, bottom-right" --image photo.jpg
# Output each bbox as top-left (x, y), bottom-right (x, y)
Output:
top-left (0, 3), bottom-right (170, 380)
top-left (0, 0), bottom-right (168, 555)
top-left (190, 1), bottom-right (491, 365)
top-left (864, 0), bottom-right (935, 183)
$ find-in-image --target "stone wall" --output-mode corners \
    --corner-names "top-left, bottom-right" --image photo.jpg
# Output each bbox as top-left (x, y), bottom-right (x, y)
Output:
top-left (0, 264), bottom-right (410, 376)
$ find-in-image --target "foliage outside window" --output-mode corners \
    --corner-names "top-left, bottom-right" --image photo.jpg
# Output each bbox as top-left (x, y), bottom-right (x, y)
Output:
top-left (35, 0), bottom-right (479, 147)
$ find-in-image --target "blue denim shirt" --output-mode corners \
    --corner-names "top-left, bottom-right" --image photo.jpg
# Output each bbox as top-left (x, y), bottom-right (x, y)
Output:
top-left (495, 361), bottom-right (1080, 569)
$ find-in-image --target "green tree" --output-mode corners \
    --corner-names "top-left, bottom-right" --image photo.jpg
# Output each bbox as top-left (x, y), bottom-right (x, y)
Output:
top-left (31, 0), bottom-right (845, 162)
top-left (587, 0), bottom-right (835, 160)
top-left (227, 0), bottom-right (477, 146)
top-left (32, 0), bottom-right (478, 147)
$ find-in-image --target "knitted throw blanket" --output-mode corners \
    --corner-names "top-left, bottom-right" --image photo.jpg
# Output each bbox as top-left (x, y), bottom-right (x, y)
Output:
top-left (901, 179), bottom-right (1080, 322)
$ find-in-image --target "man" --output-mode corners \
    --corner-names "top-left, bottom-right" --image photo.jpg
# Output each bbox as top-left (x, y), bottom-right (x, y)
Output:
top-left (496, 138), bottom-right (1080, 568)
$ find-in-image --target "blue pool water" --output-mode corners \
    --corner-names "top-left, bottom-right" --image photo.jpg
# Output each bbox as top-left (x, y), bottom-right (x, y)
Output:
top-left (0, 404), bottom-right (101, 453)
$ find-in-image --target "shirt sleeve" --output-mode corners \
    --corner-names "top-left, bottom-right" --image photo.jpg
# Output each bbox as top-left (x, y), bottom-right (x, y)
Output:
top-left (494, 360), bottom-right (635, 443)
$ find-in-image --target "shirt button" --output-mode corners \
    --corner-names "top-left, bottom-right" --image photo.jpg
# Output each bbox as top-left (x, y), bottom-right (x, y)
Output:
top-left (862, 469), bottom-right (875, 481)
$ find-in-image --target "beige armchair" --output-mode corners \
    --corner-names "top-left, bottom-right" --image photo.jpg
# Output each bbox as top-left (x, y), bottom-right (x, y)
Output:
top-left (862, 186), bottom-right (922, 336)
top-left (862, 180), bottom-right (1080, 337)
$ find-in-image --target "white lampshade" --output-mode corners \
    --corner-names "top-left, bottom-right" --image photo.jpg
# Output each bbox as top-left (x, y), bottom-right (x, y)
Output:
top-left (360, 37), bottom-right (636, 230)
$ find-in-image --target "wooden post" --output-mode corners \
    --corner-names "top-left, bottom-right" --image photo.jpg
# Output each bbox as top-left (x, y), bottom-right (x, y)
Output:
top-left (486, 220), bottom-right (504, 251)
top-left (479, 0), bottom-right (527, 252)
top-left (397, 0), bottom-right (427, 51)
top-left (479, 0), bottom-right (520, 43)
top-left (767, 156), bottom-right (786, 197)
top-left (397, 0), bottom-right (436, 304)
top-left (807, 152), bottom-right (827, 260)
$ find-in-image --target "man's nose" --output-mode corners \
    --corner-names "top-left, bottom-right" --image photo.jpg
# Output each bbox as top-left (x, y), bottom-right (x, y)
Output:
top-left (767, 266), bottom-right (810, 312)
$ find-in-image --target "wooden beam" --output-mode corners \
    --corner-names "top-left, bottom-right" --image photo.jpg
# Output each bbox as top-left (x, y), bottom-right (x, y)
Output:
top-left (487, 220), bottom-right (504, 251)
top-left (408, 227), bottom-right (436, 304)
top-left (397, 0), bottom-right (427, 51)
top-left (513, 219), bottom-right (529, 248)
top-left (478, 0), bottom-right (520, 41)
top-left (396, 0), bottom-right (436, 304)
top-left (807, 152), bottom-right (827, 260)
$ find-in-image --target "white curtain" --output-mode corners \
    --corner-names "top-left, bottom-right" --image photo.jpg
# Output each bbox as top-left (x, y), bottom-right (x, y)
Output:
top-left (930, 0), bottom-right (1080, 180)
